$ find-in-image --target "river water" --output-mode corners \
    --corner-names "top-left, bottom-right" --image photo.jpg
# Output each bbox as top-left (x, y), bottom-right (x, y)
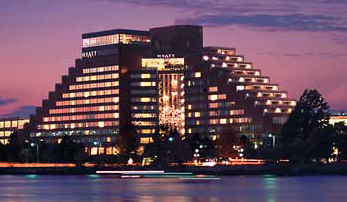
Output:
top-left (0, 175), bottom-right (345, 202)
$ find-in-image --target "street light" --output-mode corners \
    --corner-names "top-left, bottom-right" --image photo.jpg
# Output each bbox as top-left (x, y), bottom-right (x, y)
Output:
top-left (269, 134), bottom-right (275, 148)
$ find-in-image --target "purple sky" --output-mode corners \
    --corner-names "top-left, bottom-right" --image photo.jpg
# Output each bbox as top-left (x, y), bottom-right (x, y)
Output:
top-left (1, 0), bottom-right (347, 117)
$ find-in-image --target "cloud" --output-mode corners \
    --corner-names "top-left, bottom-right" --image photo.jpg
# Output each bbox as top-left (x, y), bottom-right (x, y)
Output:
top-left (176, 13), bottom-right (347, 32)
top-left (0, 96), bottom-right (18, 106)
top-left (95, 0), bottom-right (347, 33)
top-left (259, 52), bottom-right (347, 57)
top-left (2, 105), bottom-right (36, 118)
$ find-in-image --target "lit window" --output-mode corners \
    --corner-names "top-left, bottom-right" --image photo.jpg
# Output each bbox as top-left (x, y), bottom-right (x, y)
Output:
top-left (98, 122), bottom-right (105, 128)
top-left (187, 105), bottom-right (192, 110)
top-left (208, 95), bottom-right (218, 101)
top-left (209, 86), bottom-right (218, 92)
top-left (141, 74), bottom-right (151, 78)
top-left (195, 72), bottom-right (201, 78)
top-left (220, 119), bottom-right (227, 124)
top-left (236, 86), bottom-right (244, 91)
top-left (195, 112), bottom-right (201, 117)
top-left (218, 94), bottom-right (227, 99)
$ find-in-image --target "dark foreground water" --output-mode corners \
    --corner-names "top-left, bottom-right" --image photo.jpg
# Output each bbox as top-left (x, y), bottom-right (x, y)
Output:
top-left (0, 175), bottom-right (346, 202)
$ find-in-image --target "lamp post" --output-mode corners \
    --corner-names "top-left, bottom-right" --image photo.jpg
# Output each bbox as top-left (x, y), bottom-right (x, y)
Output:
top-left (269, 134), bottom-right (275, 148)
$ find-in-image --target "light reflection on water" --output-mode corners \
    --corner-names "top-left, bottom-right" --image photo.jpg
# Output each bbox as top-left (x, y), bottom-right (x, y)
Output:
top-left (0, 175), bottom-right (346, 202)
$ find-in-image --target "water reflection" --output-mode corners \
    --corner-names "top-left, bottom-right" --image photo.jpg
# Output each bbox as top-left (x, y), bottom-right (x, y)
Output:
top-left (0, 175), bottom-right (346, 202)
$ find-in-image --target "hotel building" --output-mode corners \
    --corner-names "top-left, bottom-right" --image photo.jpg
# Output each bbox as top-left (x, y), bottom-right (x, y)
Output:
top-left (29, 25), bottom-right (296, 154)
top-left (330, 111), bottom-right (347, 125)
top-left (0, 117), bottom-right (29, 145)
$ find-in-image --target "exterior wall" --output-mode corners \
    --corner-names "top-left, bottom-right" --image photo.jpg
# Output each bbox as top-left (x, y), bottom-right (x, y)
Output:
top-left (0, 118), bottom-right (29, 144)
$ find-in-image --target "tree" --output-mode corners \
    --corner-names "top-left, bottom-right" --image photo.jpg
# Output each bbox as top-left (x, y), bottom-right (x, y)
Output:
top-left (58, 135), bottom-right (86, 164)
top-left (0, 142), bottom-right (7, 161)
top-left (187, 133), bottom-right (217, 160)
top-left (143, 125), bottom-right (190, 166)
top-left (333, 122), bottom-right (347, 161)
top-left (117, 121), bottom-right (139, 162)
top-left (280, 89), bottom-right (332, 163)
top-left (216, 127), bottom-right (240, 159)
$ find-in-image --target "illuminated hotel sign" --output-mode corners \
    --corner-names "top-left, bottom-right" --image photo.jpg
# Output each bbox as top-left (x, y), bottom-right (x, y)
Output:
top-left (82, 51), bottom-right (97, 58)
top-left (157, 54), bottom-right (175, 58)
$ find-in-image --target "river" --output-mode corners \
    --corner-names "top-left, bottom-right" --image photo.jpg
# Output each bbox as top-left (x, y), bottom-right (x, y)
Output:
top-left (0, 175), bottom-right (345, 201)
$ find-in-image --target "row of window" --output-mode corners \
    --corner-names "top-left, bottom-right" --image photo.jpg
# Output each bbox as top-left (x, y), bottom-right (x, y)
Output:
top-left (239, 85), bottom-right (279, 91)
top-left (43, 113), bottom-right (119, 123)
top-left (0, 119), bottom-right (29, 129)
top-left (62, 89), bottom-right (119, 98)
top-left (38, 121), bottom-right (119, 130)
top-left (251, 92), bottom-right (287, 98)
top-left (132, 121), bottom-right (157, 126)
top-left (140, 137), bottom-right (154, 144)
top-left (131, 97), bottom-right (157, 103)
top-left (76, 73), bottom-right (119, 82)
top-left (0, 131), bottom-right (13, 137)
top-left (264, 108), bottom-right (292, 114)
top-left (131, 89), bottom-right (157, 94)
top-left (255, 100), bottom-right (296, 106)
top-left (131, 82), bottom-right (157, 87)
top-left (56, 97), bottom-right (119, 106)
top-left (273, 117), bottom-right (288, 124)
top-left (209, 109), bottom-right (244, 117)
top-left (234, 70), bottom-right (260, 76)
top-left (33, 129), bottom-right (118, 137)
top-left (131, 105), bottom-right (157, 111)
top-left (209, 117), bottom-right (252, 125)
top-left (50, 105), bottom-right (119, 115)
top-left (90, 146), bottom-right (119, 155)
top-left (70, 81), bottom-right (119, 91)
top-left (130, 73), bottom-right (157, 79)
top-left (82, 34), bottom-right (150, 48)
top-left (208, 94), bottom-right (227, 101)
top-left (238, 77), bottom-right (269, 83)
top-left (132, 113), bottom-right (157, 118)
top-left (82, 65), bottom-right (119, 74)
top-left (208, 102), bottom-right (236, 109)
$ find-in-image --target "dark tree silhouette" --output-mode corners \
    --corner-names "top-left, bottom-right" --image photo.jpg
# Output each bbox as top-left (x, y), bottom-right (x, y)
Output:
top-left (216, 127), bottom-right (239, 158)
top-left (333, 122), bottom-right (347, 161)
top-left (280, 89), bottom-right (332, 163)
top-left (117, 121), bottom-right (139, 162)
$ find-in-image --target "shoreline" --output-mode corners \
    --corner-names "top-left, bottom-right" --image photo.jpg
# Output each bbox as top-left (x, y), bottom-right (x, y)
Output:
top-left (1, 164), bottom-right (347, 176)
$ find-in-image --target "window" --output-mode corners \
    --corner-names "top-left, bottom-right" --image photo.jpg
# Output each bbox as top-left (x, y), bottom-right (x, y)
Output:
top-left (5, 121), bottom-right (11, 128)
top-left (208, 95), bottom-right (218, 101)
top-left (195, 72), bottom-right (201, 78)
top-left (209, 86), bottom-right (218, 92)
top-left (236, 86), bottom-right (245, 91)
top-left (220, 119), bottom-right (227, 124)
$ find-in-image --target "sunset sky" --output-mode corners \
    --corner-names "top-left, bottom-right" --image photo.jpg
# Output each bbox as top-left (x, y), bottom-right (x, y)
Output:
top-left (1, 0), bottom-right (347, 118)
